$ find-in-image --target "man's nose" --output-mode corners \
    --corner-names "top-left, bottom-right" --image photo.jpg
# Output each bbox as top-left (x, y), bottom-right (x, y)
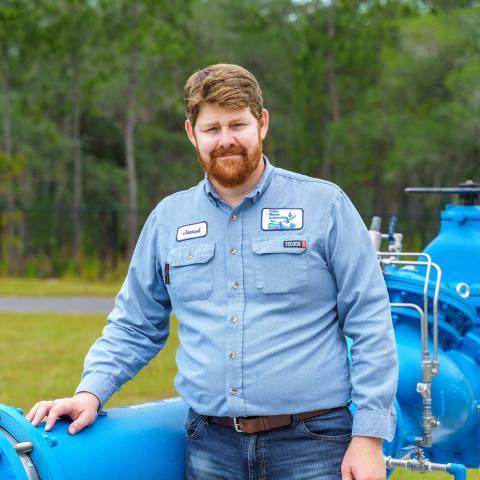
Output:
top-left (217, 128), bottom-right (236, 148)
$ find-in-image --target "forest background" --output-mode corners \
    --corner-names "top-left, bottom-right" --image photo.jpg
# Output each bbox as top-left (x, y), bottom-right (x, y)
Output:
top-left (1, 0), bottom-right (479, 279)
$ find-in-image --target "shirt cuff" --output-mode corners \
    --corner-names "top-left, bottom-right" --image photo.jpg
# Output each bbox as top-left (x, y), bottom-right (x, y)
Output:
top-left (352, 407), bottom-right (397, 442)
top-left (74, 373), bottom-right (120, 411)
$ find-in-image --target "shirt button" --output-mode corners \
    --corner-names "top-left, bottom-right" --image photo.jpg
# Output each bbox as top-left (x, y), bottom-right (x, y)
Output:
top-left (231, 214), bottom-right (238, 222)
top-left (229, 352), bottom-right (237, 359)
top-left (187, 252), bottom-right (193, 260)
top-left (229, 388), bottom-right (237, 396)
top-left (232, 281), bottom-right (239, 289)
top-left (230, 248), bottom-right (237, 255)
top-left (230, 315), bottom-right (238, 323)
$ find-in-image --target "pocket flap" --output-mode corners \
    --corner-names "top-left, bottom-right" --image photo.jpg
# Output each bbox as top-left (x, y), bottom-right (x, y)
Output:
top-left (167, 242), bottom-right (215, 267)
top-left (252, 237), bottom-right (307, 255)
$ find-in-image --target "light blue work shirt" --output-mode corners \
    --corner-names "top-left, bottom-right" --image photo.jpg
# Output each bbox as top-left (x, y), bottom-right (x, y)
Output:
top-left (76, 157), bottom-right (398, 441)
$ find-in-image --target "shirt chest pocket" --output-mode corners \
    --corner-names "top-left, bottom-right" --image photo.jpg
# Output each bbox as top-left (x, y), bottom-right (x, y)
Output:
top-left (166, 242), bottom-right (215, 301)
top-left (252, 237), bottom-right (309, 294)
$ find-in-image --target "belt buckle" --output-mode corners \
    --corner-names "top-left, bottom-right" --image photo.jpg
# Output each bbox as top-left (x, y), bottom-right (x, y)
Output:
top-left (233, 417), bottom-right (244, 433)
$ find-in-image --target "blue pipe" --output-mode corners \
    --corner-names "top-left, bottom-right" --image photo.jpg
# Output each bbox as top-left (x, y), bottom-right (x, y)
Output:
top-left (448, 463), bottom-right (467, 480)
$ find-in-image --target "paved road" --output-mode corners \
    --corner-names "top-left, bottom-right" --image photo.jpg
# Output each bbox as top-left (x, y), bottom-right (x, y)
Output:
top-left (0, 296), bottom-right (114, 314)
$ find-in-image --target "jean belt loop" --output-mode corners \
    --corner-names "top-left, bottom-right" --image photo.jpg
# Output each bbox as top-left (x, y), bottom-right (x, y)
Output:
top-left (291, 413), bottom-right (299, 428)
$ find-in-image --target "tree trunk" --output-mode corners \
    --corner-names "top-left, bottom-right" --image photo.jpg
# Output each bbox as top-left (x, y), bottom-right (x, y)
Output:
top-left (71, 51), bottom-right (82, 266)
top-left (327, 1), bottom-right (340, 125)
top-left (99, 210), bottom-right (108, 280)
top-left (1, 49), bottom-right (12, 158)
top-left (323, 0), bottom-right (340, 180)
top-left (125, 1), bottom-right (139, 260)
top-left (1, 46), bottom-right (21, 273)
top-left (110, 209), bottom-right (119, 272)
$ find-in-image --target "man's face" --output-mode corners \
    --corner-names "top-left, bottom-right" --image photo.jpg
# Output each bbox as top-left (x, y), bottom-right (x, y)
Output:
top-left (185, 103), bottom-right (269, 188)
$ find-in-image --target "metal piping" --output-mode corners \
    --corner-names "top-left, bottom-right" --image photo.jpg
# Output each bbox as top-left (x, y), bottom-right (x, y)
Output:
top-left (381, 258), bottom-right (442, 375)
top-left (378, 253), bottom-right (441, 375)
top-left (390, 303), bottom-right (427, 359)
top-left (377, 253), bottom-right (443, 447)
top-left (378, 252), bottom-right (433, 348)
top-left (385, 455), bottom-right (466, 480)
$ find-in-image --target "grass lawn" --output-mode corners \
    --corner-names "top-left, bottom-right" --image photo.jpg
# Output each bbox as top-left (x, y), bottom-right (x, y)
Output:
top-left (0, 312), bottom-right (178, 411)
top-left (0, 312), bottom-right (477, 479)
top-left (0, 277), bottom-right (122, 296)
top-left (391, 469), bottom-right (477, 479)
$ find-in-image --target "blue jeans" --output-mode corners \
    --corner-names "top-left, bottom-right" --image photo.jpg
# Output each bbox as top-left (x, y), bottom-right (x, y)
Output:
top-left (184, 407), bottom-right (352, 480)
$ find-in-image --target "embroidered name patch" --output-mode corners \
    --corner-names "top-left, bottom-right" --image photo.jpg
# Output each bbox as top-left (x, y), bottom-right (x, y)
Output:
top-left (176, 221), bottom-right (208, 241)
top-left (283, 240), bottom-right (307, 249)
top-left (261, 208), bottom-right (303, 231)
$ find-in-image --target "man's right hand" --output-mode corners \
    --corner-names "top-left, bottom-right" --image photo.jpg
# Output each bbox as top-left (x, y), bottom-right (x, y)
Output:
top-left (25, 392), bottom-right (100, 435)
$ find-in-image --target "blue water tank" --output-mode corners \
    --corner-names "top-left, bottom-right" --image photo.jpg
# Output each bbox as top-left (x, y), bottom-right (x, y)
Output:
top-left (424, 204), bottom-right (480, 324)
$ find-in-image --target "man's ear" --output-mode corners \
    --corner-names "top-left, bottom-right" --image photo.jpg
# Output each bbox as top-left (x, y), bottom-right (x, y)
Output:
top-left (185, 119), bottom-right (198, 148)
top-left (259, 108), bottom-right (269, 140)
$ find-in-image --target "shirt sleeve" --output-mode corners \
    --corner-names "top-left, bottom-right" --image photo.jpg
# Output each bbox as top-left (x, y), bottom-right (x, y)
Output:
top-left (325, 190), bottom-right (398, 441)
top-left (74, 206), bottom-right (172, 409)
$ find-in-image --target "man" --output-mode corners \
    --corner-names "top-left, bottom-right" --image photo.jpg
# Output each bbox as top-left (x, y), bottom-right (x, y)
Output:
top-left (27, 64), bottom-right (398, 480)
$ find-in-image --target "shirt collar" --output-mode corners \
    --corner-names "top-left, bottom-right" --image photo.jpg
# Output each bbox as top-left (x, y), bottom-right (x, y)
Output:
top-left (204, 155), bottom-right (274, 206)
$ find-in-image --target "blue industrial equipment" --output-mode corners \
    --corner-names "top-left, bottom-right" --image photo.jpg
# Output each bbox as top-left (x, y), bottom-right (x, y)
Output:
top-left (1, 181), bottom-right (479, 479)
top-left (0, 398), bottom-right (188, 479)
top-left (406, 182), bottom-right (480, 324)
top-left (382, 264), bottom-right (479, 463)
top-left (379, 181), bottom-right (480, 477)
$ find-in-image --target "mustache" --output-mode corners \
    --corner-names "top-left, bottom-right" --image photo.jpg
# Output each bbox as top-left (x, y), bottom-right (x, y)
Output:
top-left (211, 144), bottom-right (247, 159)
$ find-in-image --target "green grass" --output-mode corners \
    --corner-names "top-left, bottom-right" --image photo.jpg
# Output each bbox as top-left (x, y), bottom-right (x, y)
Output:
top-left (0, 277), bottom-right (122, 296)
top-left (391, 468), bottom-right (477, 479)
top-left (0, 312), bottom-right (178, 411)
top-left (1, 312), bottom-right (477, 479)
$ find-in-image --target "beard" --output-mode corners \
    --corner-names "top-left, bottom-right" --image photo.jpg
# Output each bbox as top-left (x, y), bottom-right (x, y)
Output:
top-left (196, 134), bottom-right (263, 188)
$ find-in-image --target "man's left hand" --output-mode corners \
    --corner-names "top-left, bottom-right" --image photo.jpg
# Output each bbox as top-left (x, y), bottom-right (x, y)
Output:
top-left (341, 436), bottom-right (385, 480)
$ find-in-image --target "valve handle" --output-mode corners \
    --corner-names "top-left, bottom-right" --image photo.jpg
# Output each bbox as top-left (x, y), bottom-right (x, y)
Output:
top-left (400, 445), bottom-right (427, 462)
top-left (400, 445), bottom-right (418, 453)
top-left (405, 181), bottom-right (479, 205)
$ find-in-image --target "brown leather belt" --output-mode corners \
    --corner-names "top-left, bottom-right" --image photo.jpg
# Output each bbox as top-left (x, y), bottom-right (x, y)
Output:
top-left (207, 406), bottom-right (343, 434)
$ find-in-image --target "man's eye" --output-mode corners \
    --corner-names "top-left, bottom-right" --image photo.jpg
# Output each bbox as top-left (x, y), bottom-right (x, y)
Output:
top-left (206, 127), bottom-right (219, 132)
top-left (232, 123), bottom-right (246, 128)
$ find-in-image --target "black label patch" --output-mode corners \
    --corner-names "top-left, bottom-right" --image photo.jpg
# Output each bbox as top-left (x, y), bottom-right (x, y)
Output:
top-left (164, 263), bottom-right (170, 284)
top-left (283, 240), bottom-right (307, 249)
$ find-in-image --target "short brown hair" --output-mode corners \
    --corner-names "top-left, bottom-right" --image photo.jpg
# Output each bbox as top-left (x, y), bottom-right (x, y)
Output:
top-left (184, 64), bottom-right (263, 127)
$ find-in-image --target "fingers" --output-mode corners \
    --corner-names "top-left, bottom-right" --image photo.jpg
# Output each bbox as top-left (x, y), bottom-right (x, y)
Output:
top-left (342, 471), bottom-right (354, 480)
top-left (25, 404), bottom-right (38, 422)
top-left (44, 403), bottom-right (72, 432)
top-left (25, 401), bottom-right (48, 422)
top-left (28, 400), bottom-right (55, 427)
top-left (341, 458), bottom-right (354, 480)
top-left (68, 410), bottom-right (95, 435)
top-left (26, 397), bottom-right (98, 435)
top-left (26, 399), bottom-right (73, 432)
